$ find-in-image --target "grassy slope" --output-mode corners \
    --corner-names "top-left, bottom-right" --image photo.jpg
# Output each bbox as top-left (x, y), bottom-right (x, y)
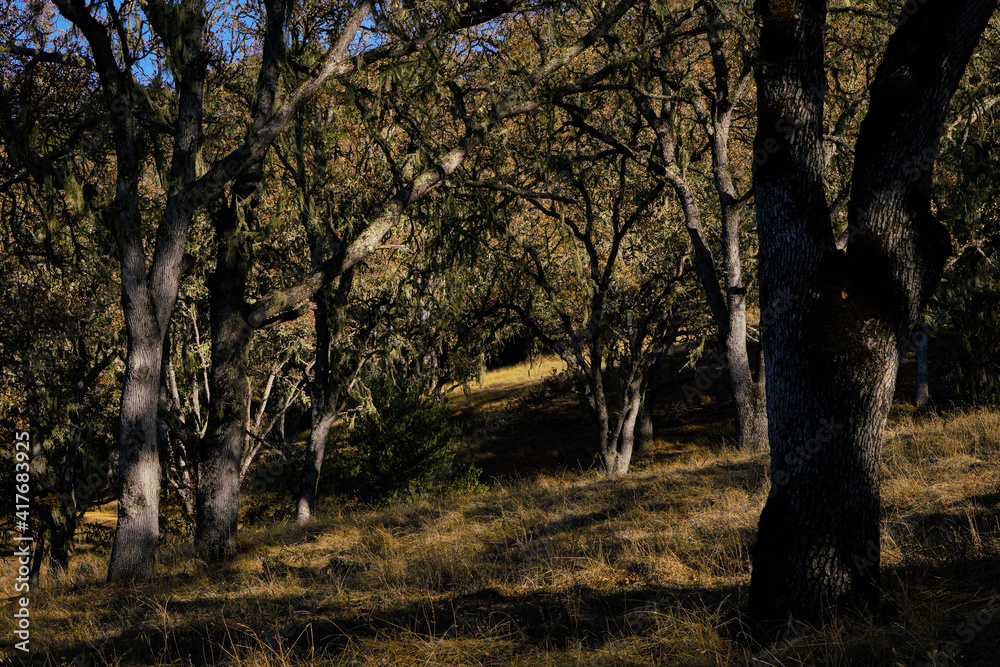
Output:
top-left (2, 360), bottom-right (1000, 666)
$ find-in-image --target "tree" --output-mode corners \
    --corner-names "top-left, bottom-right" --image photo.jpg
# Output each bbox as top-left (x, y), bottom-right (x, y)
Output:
top-left (472, 94), bottom-right (698, 474)
top-left (535, 2), bottom-right (770, 451)
top-left (747, 0), bottom-right (997, 627)
top-left (628, 8), bottom-right (767, 452)
top-left (185, 0), bottom-right (542, 553)
top-left (0, 2), bottom-right (123, 578)
top-left (284, 0), bottom-right (645, 518)
top-left (0, 182), bottom-right (120, 578)
top-left (10, 0), bottom-right (382, 580)
top-left (12, 0), bottom-right (552, 575)
top-left (191, 0), bottom-right (289, 563)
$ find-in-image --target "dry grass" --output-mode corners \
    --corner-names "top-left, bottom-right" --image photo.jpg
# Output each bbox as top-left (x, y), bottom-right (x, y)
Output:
top-left (447, 356), bottom-right (567, 413)
top-left (3, 373), bottom-right (999, 665)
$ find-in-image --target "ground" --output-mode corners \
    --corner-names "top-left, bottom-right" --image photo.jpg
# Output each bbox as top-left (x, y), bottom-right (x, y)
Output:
top-left (2, 356), bottom-right (999, 666)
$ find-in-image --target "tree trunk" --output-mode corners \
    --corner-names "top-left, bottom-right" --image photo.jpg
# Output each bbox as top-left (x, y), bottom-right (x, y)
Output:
top-left (108, 324), bottom-right (165, 581)
top-left (297, 411), bottom-right (336, 523)
top-left (106, 101), bottom-right (170, 580)
top-left (52, 390), bottom-right (84, 570)
top-left (195, 195), bottom-right (252, 561)
top-left (637, 64), bottom-right (766, 452)
top-left (194, 0), bottom-right (285, 560)
top-left (706, 18), bottom-right (769, 453)
top-left (296, 263), bottom-right (338, 524)
top-left (725, 301), bottom-right (768, 452)
top-left (747, 0), bottom-right (995, 628)
top-left (594, 370), bottom-right (642, 477)
top-left (78, 0), bottom-right (208, 582)
top-left (613, 386), bottom-right (642, 476)
top-left (635, 401), bottom-right (654, 454)
top-left (295, 299), bottom-right (337, 525)
top-left (593, 376), bottom-right (614, 473)
top-left (590, 365), bottom-right (625, 476)
top-left (294, 143), bottom-right (357, 523)
top-left (915, 329), bottom-right (931, 408)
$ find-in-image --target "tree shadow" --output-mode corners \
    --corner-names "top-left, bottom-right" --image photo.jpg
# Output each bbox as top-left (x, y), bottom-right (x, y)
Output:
top-left (17, 574), bottom-right (744, 666)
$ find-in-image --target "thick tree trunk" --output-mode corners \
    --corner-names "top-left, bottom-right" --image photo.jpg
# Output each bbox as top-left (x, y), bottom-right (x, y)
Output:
top-left (748, 0), bottom-right (994, 627)
top-left (80, 0), bottom-right (207, 582)
top-left (108, 326), bottom-right (164, 581)
top-left (195, 196), bottom-right (252, 561)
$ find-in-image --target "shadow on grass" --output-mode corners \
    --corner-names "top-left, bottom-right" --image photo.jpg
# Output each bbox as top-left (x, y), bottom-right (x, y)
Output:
top-left (15, 579), bottom-right (743, 666)
top-left (880, 556), bottom-right (1000, 666)
top-left (7, 590), bottom-right (313, 666)
top-left (471, 395), bottom-right (597, 482)
top-left (375, 582), bottom-right (742, 650)
top-left (266, 582), bottom-right (744, 661)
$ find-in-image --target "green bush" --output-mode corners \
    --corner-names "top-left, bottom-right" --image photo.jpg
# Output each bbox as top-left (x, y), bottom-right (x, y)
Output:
top-left (328, 393), bottom-right (485, 506)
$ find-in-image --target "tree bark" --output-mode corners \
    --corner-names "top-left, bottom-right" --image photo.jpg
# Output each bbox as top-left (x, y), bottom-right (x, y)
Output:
top-left (196, 195), bottom-right (253, 560)
top-left (609, 377), bottom-right (643, 476)
top-left (748, 0), bottom-right (995, 628)
top-left (110, 320), bottom-right (165, 581)
top-left (914, 328), bottom-right (931, 408)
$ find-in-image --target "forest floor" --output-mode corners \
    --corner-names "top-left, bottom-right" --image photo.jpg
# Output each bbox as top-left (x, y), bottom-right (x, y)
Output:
top-left (3, 357), bottom-right (1000, 666)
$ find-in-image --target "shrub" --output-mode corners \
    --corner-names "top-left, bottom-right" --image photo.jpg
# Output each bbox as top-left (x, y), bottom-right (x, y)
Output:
top-left (328, 393), bottom-right (485, 506)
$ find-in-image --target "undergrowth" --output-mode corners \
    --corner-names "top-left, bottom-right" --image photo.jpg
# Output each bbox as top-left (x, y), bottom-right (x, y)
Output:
top-left (2, 408), bottom-right (998, 666)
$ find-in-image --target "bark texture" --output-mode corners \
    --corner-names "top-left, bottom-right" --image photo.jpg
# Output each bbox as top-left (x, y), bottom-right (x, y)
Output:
top-left (196, 195), bottom-right (253, 560)
top-left (748, 0), bottom-right (996, 626)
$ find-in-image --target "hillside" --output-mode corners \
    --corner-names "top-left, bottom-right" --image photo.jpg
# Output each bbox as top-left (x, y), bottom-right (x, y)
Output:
top-left (2, 362), bottom-right (999, 666)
